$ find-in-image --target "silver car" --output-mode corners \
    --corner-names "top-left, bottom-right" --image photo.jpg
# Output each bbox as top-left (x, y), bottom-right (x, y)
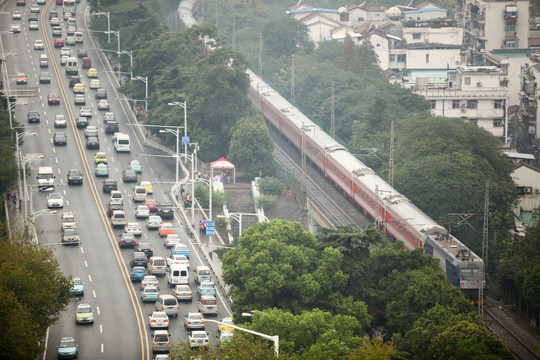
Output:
top-left (146, 215), bottom-right (162, 228)
top-left (148, 311), bottom-right (169, 329)
top-left (151, 330), bottom-right (170, 354)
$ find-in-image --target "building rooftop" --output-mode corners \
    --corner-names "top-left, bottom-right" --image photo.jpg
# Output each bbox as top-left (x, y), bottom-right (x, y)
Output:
top-left (491, 48), bottom-right (531, 59)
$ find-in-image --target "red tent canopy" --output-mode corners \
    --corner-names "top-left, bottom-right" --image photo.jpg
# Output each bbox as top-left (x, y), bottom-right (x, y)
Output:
top-left (210, 157), bottom-right (236, 182)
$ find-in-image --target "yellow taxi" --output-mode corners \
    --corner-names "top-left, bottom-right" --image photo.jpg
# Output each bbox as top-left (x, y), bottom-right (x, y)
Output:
top-left (218, 317), bottom-right (235, 333)
top-left (94, 152), bottom-right (108, 164)
top-left (140, 180), bottom-right (153, 194)
top-left (72, 83), bottom-right (85, 94)
top-left (87, 68), bottom-right (98, 78)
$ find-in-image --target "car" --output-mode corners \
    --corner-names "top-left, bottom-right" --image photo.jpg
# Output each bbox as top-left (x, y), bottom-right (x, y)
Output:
top-left (67, 169), bottom-right (83, 185)
top-left (73, 83), bottom-right (85, 93)
top-left (164, 234), bottom-right (181, 249)
top-left (131, 266), bottom-right (147, 281)
top-left (50, 17), bottom-right (60, 25)
top-left (110, 190), bottom-right (123, 204)
top-left (137, 243), bottom-right (154, 258)
top-left (166, 254), bottom-right (189, 270)
top-left (12, 11), bottom-right (21, 20)
top-left (97, 99), bottom-right (109, 111)
top-left (89, 79), bottom-right (100, 89)
top-left (92, 164), bottom-right (107, 177)
top-left (53, 132), bottom-right (67, 145)
top-left (157, 204), bottom-right (174, 219)
top-left (47, 93), bottom-right (60, 105)
top-left (151, 330), bottom-right (171, 354)
top-left (197, 281), bottom-right (216, 298)
top-left (60, 47), bottom-right (71, 57)
top-left (171, 243), bottom-right (189, 258)
top-left (74, 303), bottom-right (94, 324)
top-left (106, 202), bottom-right (123, 216)
top-left (30, 4), bottom-right (40, 13)
top-left (69, 75), bottom-right (81, 87)
top-left (102, 179), bottom-right (118, 192)
top-left (218, 317), bottom-right (235, 333)
top-left (136, 205), bottom-right (151, 219)
top-left (189, 331), bottom-right (209, 348)
top-left (29, 20), bottom-right (38, 30)
top-left (76, 117), bottom-right (88, 128)
top-left (159, 223), bottom-right (175, 237)
top-left (149, 311), bottom-right (169, 329)
top-left (104, 120), bottom-right (119, 134)
top-left (65, 36), bottom-right (76, 46)
top-left (131, 251), bottom-right (148, 267)
top-left (74, 94), bottom-right (86, 105)
top-left (84, 125), bottom-right (98, 137)
top-left (81, 57), bottom-right (91, 68)
top-left (195, 266), bottom-right (211, 284)
top-left (147, 215), bottom-right (163, 229)
top-left (10, 24), bottom-right (21, 33)
top-left (87, 68), bottom-right (98, 78)
top-left (37, 0), bottom-right (45, 4)
top-left (119, 232), bottom-right (137, 248)
top-left (140, 286), bottom-right (159, 302)
top-left (95, 88), bottom-right (107, 99)
top-left (53, 115), bottom-right (66, 128)
top-left (103, 112), bottom-right (116, 121)
top-left (219, 331), bottom-right (234, 345)
top-left (61, 226), bottom-right (79, 245)
top-left (125, 222), bottom-right (143, 236)
top-left (122, 169), bottom-right (138, 183)
top-left (70, 277), bottom-right (84, 296)
top-left (61, 212), bottom-right (76, 230)
top-left (39, 72), bottom-right (51, 84)
top-left (141, 275), bottom-right (159, 288)
top-left (170, 284), bottom-right (192, 301)
top-left (16, 0), bottom-right (25, 5)
top-left (142, 199), bottom-right (159, 212)
top-left (56, 337), bottom-right (78, 359)
top-left (184, 313), bottom-right (205, 330)
top-left (133, 186), bottom-right (147, 202)
top-left (33, 39), bottom-right (44, 50)
top-left (60, 55), bottom-right (69, 66)
top-left (94, 152), bottom-right (108, 164)
top-left (128, 160), bottom-right (142, 173)
top-left (74, 32), bottom-right (83, 43)
top-left (77, 48), bottom-right (88, 58)
top-left (86, 136), bottom-right (100, 150)
top-left (27, 111), bottom-right (40, 123)
top-left (52, 26), bottom-right (62, 37)
top-left (16, 73), bottom-right (27, 84)
top-left (54, 38), bottom-right (65, 47)
top-left (49, 10), bottom-right (58, 19)
top-left (140, 181), bottom-right (154, 194)
top-left (79, 107), bottom-right (92, 117)
top-left (47, 193), bottom-right (64, 208)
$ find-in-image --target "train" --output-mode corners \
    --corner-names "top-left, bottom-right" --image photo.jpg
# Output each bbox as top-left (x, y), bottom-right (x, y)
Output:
top-left (177, 0), bottom-right (485, 298)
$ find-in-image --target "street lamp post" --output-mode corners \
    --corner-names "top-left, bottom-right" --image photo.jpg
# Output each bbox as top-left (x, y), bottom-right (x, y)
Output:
top-left (22, 154), bottom-right (44, 218)
top-left (118, 50), bottom-right (133, 80)
top-left (190, 142), bottom-right (199, 174)
top-left (16, 132), bottom-right (37, 209)
top-left (167, 101), bottom-right (187, 164)
top-left (91, 11), bottom-right (111, 43)
top-left (131, 76), bottom-right (148, 112)
top-left (159, 128), bottom-right (180, 185)
top-left (191, 178), bottom-right (212, 222)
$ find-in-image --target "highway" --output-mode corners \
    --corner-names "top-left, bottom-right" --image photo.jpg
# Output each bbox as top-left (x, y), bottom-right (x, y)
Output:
top-left (0, 0), bottom-right (232, 358)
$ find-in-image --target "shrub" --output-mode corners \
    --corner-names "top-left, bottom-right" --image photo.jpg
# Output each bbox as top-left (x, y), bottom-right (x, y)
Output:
top-left (255, 194), bottom-right (278, 210)
top-left (258, 177), bottom-right (284, 196)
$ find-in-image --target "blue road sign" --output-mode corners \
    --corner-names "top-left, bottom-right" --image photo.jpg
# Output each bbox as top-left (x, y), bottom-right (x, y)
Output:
top-left (205, 220), bottom-right (215, 236)
top-left (182, 136), bottom-right (190, 145)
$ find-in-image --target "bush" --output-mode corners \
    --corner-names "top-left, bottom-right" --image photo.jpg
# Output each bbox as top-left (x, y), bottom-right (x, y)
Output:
top-left (258, 177), bottom-right (284, 196)
top-left (255, 194), bottom-right (278, 210)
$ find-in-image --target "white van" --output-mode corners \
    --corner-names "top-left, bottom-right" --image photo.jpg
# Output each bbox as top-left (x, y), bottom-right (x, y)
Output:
top-left (148, 256), bottom-right (167, 276)
top-left (155, 295), bottom-right (178, 317)
top-left (194, 266), bottom-right (211, 284)
top-left (113, 132), bottom-right (130, 152)
top-left (133, 186), bottom-right (147, 202)
top-left (65, 57), bottom-right (78, 75)
top-left (168, 264), bottom-right (189, 287)
top-left (37, 166), bottom-right (55, 191)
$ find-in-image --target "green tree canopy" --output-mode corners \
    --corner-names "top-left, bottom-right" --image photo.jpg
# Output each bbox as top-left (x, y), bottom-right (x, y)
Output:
top-left (262, 17), bottom-right (314, 57)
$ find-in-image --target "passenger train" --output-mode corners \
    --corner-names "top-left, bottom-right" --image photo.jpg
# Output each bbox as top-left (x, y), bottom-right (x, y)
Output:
top-left (178, 0), bottom-right (485, 299)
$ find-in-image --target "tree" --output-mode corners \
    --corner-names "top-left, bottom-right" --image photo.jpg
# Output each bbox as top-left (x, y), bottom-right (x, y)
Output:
top-left (228, 114), bottom-right (275, 178)
top-left (262, 17), bottom-right (314, 57)
top-left (348, 338), bottom-right (396, 360)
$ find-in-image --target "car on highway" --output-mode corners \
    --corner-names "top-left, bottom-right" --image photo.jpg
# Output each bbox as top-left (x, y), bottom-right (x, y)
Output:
top-left (60, 55), bottom-right (69, 66)
top-left (67, 169), bottom-right (83, 185)
top-left (29, 20), bottom-right (38, 30)
top-left (9, 24), bottom-right (21, 33)
top-left (133, 186), bottom-right (147, 202)
top-left (112, 210), bottom-right (127, 228)
top-left (16, 72), bottom-right (27, 84)
top-left (79, 107), bottom-right (92, 117)
top-left (89, 79), bottom-right (100, 89)
top-left (74, 303), bottom-right (94, 324)
top-left (95, 88), bottom-right (107, 99)
top-left (94, 152), bottom-right (108, 164)
top-left (73, 94), bottom-right (85, 105)
top-left (118, 232), bottom-right (136, 247)
top-left (53, 132), bottom-right (67, 146)
top-left (95, 163), bottom-right (108, 176)
top-left (157, 203), bottom-right (174, 219)
top-left (69, 75), bottom-right (81, 87)
top-left (166, 254), bottom-right (189, 270)
top-left (39, 72), bottom-right (51, 83)
top-left (27, 111), bottom-right (40, 123)
top-left (131, 266), bottom-right (147, 282)
top-left (56, 337), bottom-right (78, 359)
top-left (171, 243), bottom-right (189, 258)
top-left (61, 226), bottom-right (80, 245)
top-left (198, 295), bottom-right (218, 316)
top-left (73, 83), bottom-right (85, 93)
top-left (146, 215), bottom-right (162, 229)
top-left (87, 67), bottom-right (98, 78)
top-left (103, 112), bottom-right (116, 121)
top-left (184, 312), bottom-right (205, 330)
top-left (158, 222), bottom-right (175, 237)
top-left (151, 330), bottom-right (171, 354)
top-left (141, 286), bottom-right (159, 302)
top-left (50, 16), bottom-right (60, 25)
top-left (12, 11), bottom-right (21, 20)
top-left (106, 202), bottom-right (123, 216)
top-left (16, 0), bottom-right (25, 5)
top-left (164, 234), bottom-right (181, 249)
top-left (61, 212), bottom-right (76, 230)
top-left (189, 331), bottom-right (209, 348)
top-left (104, 120), bottom-right (119, 134)
top-left (218, 317), bottom-right (235, 333)
top-left (110, 190), bottom-right (123, 204)
top-left (53, 115), bottom-right (66, 128)
top-left (75, 117), bottom-right (88, 128)
top-left (137, 243), bottom-right (154, 258)
top-left (102, 179), bottom-right (118, 193)
top-left (49, 10), bottom-right (58, 19)
top-left (195, 266), bottom-right (211, 284)
top-left (170, 284), bottom-right (192, 301)
top-left (74, 32), bottom-right (83, 43)
top-left (81, 57), bottom-right (91, 68)
top-left (60, 47), bottom-right (71, 57)
top-left (77, 48), bottom-right (88, 58)
top-left (128, 159), bottom-right (142, 173)
top-left (122, 169), bottom-right (138, 183)
top-left (33, 39), bottom-right (44, 50)
top-left (47, 93), bottom-right (60, 105)
top-left (148, 311), bottom-right (169, 329)
top-left (97, 99), bottom-right (109, 110)
top-left (70, 277), bottom-right (84, 296)
top-left (39, 54), bottom-right (49, 67)
top-left (155, 295), bottom-right (179, 318)
top-left (131, 251), bottom-right (148, 267)
top-left (52, 26), bottom-right (62, 37)
top-left (141, 275), bottom-right (159, 288)
top-left (86, 136), bottom-right (100, 150)
top-left (197, 281), bottom-right (216, 298)
top-left (140, 180), bottom-right (154, 194)
top-left (125, 222), bottom-right (143, 236)
top-left (135, 205), bottom-right (150, 219)
top-left (54, 38), bottom-right (65, 47)
top-left (30, 4), bottom-right (40, 12)
top-left (84, 125), bottom-right (98, 137)
top-left (65, 36), bottom-right (76, 46)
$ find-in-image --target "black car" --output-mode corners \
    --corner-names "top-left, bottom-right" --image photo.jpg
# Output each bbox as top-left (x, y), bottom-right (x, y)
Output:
top-left (27, 111), bottom-right (40, 123)
top-left (67, 169), bottom-right (83, 185)
top-left (130, 251), bottom-right (148, 267)
top-left (95, 88), bottom-right (107, 99)
top-left (86, 136), bottom-right (100, 149)
top-left (157, 204), bottom-right (174, 219)
top-left (76, 117), bottom-right (88, 128)
top-left (39, 72), bottom-right (51, 84)
top-left (107, 201), bottom-right (123, 216)
top-left (122, 169), bottom-right (137, 183)
top-left (118, 232), bottom-right (137, 247)
top-left (28, 13), bottom-right (38, 22)
top-left (69, 75), bottom-right (81, 88)
top-left (102, 180), bottom-right (118, 193)
top-left (53, 132), bottom-right (67, 145)
top-left (77, 48), bottom-right (88, 58)
top-left (137, 243), bottom-right (154, 258)
top-left (104, 120), bottom-right (119, 134)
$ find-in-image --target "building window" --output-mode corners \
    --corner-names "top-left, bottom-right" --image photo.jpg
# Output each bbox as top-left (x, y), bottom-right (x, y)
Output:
top-left (452, 100), bottom-right (460, 109)
top-left (430, 101), bottom-right (436, 109)
top-left (389, 54), bottom-right (396, 61)
top-left (505, 41), bottom-right (516, 48)
top-left (467, 100), bottom-right (478, 109)
top-left (413, 33), bottom-right (421, 39)
top-left (494, 100), bottom-right (503, 109)
top-left (465, 77), bottom-right (471, 85)
top-left (426, 54), bottom-right (429, 63)
top-left (505, 23), bottom-right (516, 32)
top-left (469, 118), bottom-right (478, 125)
top-left (397, 54), bottom-right (406, 62)
top-left (340, 13), bottom-right (350, 21)
top-left (493, 118), bottom-right (503, 127)
top-left (376, 43), bottom-right (381, 47)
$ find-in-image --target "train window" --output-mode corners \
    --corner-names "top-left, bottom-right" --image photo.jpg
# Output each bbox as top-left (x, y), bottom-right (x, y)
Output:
top-left (460, 268), bottom-right (479, 280)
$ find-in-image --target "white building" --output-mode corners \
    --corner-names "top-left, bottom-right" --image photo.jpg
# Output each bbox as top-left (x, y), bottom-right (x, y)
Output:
top-left (511, 163), bottom-right (540, 213)
top-left (402, 20), bottom-right (462, 46)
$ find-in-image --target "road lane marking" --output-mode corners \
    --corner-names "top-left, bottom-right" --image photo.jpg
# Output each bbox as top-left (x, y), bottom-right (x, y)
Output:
top-left (88, 274), bottom-right (92, 282)
top-left (84, 260), bottom-right (88, 268)
top-left (93, 289), bottom-right (96, 298)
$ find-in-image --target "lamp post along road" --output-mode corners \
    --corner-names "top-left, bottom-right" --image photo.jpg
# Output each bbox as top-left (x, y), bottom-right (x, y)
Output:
top-left (16, 132), bottom-right (37, 209)
top-left (22, 154), bottom-right (44, 218)
top-left (132, 76), bottom-right (148, 111)
top-left (168, 102), bottom-right (188, 164)
top-left (118, 50), bottom-right (133, 79)
top-left (91, 12), bottom-right (111, 43)
top-left (159, 128), bottom-right (180, 185)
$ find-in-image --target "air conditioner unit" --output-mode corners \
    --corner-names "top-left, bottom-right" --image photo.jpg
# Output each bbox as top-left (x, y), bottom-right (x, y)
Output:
top-left (477, 82), bottom-right (483, 87)
top-left (535, 188), bottom-right (540, 194)
top-left (524, 187), bottom-right (533, 194)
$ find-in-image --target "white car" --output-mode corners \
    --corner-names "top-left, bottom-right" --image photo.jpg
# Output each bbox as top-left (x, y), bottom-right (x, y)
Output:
top-left (148, 311), bottom-right (169, 329)
top-left (167, 254), bottom-right (189, 270)
top-left (110, 190), bottom-right (123, 205)
top-left (163, 234), bottom-right (181, 248)
top-left (12, 11), bottom-right (22, 20)
top-left (50, 17), bottom-right (60, 26)
top-left (60, 47), bottom-right (71, 57)
top-left (84, 126), bottom-right (98, 138)
top-left (30, 5), bottom-right (40, 13)
top-left (89, 79), bottom-right (101, 89)
top-left (29, 21), bottom-right (38, 30)
top-left (146, 215), bottom-right (162, 229)
top-left (79, 107), bottom-right (93, 118)
top-left (136, 205), bottom-right (150, 219)
top-left (10, 24), bottom-right (21, 33)
top-left (54, 115), bottom-right (67, 127)
top-left (34, 40), bottom-right (44, 50)
top-left (47, 193), bottom-right (64, 208)
top-left (60, 55), bottom-right (69, 66)
top-left (124, 222), bottom-right (142, 236)
top-left (140, 180), bottom-right (153, 194)
top-left (141, 275), bottom-right (159, 288)
top-left (189, 331), bottom-right (209, 348)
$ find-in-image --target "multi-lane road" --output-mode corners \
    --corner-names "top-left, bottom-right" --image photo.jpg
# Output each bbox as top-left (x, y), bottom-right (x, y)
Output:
top-left (1, 0), bottom-right (232, 358)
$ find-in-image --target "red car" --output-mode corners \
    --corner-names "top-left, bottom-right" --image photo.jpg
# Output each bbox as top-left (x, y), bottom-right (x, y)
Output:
top-left (16, 0), bottom-right (26, 6)
top-left (143, 199), bottom-right (160, 212)
top-left (81, 57), bottom-right (91, 69)
top-left (47, 93), bottom-right (60, 105)
top-left (54, 38), bottom-right (65, 48)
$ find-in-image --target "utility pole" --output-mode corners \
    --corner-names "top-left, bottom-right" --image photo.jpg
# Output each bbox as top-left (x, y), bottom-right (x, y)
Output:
top-left (301, 121), bottom-right (306, 193)
top-left (331, 81), bottom-right (335, 139)
top-left (388, 120), bottom-right (394, 187)
top-left (258, 32), bottom-right (263, 76)
top-left (215, 0), bottom-right (218, 27)
top-left (291, 54), bottom-right (295, 105)
top-left (479, 182), bottom-right (489, 319)
top-left (232, 14), bottom-right (236, 51)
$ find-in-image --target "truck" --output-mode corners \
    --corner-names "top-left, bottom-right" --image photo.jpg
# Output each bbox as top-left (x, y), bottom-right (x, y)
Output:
top-left (37, 166), bottom-right (55, 191)
top-left (113, 132), bottom-right (130, 152)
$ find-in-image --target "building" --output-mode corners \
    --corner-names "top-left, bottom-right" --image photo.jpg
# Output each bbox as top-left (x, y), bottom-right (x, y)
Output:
top-left (511, 163), bottom-right (540, 226)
